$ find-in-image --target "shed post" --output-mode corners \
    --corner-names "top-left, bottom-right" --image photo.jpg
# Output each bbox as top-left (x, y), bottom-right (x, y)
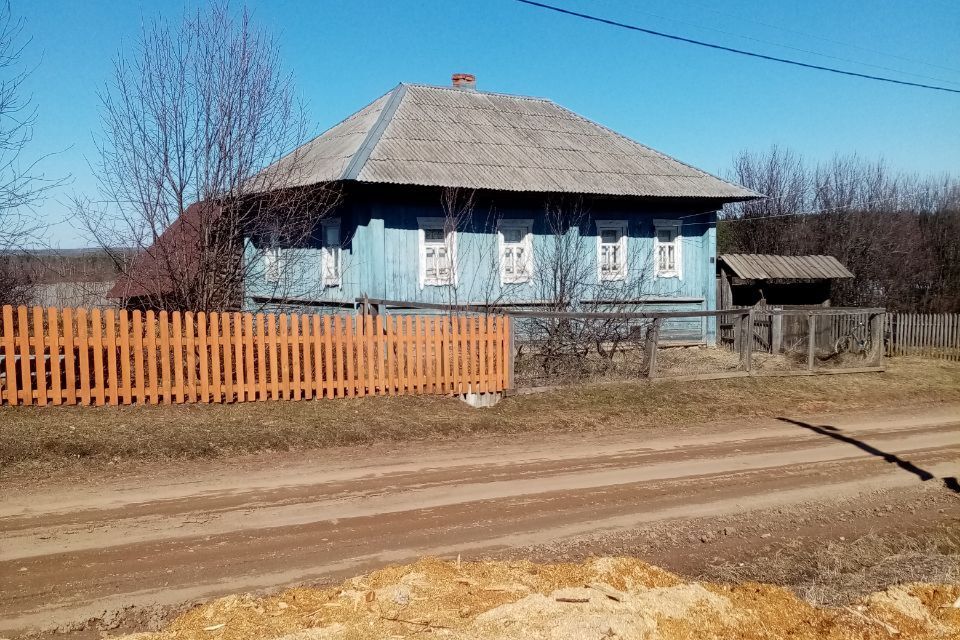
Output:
top-left (645, 317), bottom-right (662, 378)
top-left (807, 313), bottom-right (817, 371)
top-left (771, 308), bottom-right (783, 354)
top-left (869, 312), bottom-right (884, 367)
top-left (739, 310), bottom-right (753, 372)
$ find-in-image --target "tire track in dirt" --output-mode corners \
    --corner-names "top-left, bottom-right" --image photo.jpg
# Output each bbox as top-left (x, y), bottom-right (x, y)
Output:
top-left (1, 405), bottom-right (958, 635)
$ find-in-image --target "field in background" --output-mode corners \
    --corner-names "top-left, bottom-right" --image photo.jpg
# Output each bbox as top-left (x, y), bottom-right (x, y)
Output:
top-left (2, 357), bottom-right (958, 474)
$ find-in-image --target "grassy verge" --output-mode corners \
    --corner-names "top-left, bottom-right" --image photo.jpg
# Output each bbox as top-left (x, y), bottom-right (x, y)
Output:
top-left (2, 357), bottom-right (958, 471)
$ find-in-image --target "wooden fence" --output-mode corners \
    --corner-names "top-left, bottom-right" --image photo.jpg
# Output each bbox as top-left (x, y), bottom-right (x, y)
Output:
top-left (0, 305), bottom-right (511, 407)
top-left (886, 313), bottom-right (960, 361)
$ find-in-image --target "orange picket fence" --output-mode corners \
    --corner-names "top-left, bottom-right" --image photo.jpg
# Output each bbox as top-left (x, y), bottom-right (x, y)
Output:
top-left (0, 305), bottom-right (511, 406)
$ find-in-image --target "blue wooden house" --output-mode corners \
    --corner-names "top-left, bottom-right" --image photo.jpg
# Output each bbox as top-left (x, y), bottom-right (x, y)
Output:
top-left (114, 75), bottom-right (759, 344)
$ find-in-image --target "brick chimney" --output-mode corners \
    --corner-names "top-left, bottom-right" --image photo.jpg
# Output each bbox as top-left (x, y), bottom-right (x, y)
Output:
top-left (451, 73), bottom-right (476, 90)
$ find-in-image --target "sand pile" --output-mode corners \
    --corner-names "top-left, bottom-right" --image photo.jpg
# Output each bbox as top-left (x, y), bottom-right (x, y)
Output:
top-left (124, 557), bottom-right (960, 640)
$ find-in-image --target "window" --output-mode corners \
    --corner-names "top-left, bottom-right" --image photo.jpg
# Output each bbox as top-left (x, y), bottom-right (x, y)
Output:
top-left (263, 247), bottom-right (284, 284)
top-left (321, 218), bottom-right (341, 287)
top-left (596, 220), bottom-right (628, 281)
top-left (418, 217), bottom-right (456, 287)
top-left (499, 220), bottom-right (533, 284)
top-left (654, 220), bottom-right (682, 278)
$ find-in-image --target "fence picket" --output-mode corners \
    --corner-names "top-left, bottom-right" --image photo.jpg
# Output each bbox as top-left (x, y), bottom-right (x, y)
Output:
top-left (210, 312), bottom-right (222, 403)
top-left (2, 306), bottom-right (17, 405)
top-left (145, 311), bottom-right (158, 404)
top-left (47, 308), bottom-right (62, 405)
top-left (0, 305), bottom-right (517, 406)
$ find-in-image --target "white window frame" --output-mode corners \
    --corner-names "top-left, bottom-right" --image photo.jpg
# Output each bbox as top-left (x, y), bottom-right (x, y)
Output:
top-left (653, 219), bottom-right (682, 279)
top-left (596, 220), bottom-right (628, 282)
top-left (320, 218), bottom-right (342, 287)
top-left (263, 246), bottom-right (285, 284)
top-left (498, 219), bottom-right (533, 285)
top-left (417, 217), bottom-right (457, 288)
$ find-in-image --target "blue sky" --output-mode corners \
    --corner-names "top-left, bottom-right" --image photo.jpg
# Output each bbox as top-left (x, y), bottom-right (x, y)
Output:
top-left (15, 0), bottom-right (960, 247)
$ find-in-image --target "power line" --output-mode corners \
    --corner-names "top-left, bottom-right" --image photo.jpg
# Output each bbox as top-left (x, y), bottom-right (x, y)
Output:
top-left (515, 0), bottom-right (960, 95)
top-left (617, 5), bottom-right (960, 86)
top-left (674, 0), bottom-right (960, 77)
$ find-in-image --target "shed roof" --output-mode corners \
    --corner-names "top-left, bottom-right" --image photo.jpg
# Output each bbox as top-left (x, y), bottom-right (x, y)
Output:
top-left (251, 83), bottom-right (760, 201)
top-left (719, 254), bottom-right (854, 280)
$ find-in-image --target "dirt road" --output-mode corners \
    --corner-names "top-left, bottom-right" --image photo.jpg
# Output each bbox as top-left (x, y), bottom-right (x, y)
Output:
top-left (2, 403), bottom-right (959, 636)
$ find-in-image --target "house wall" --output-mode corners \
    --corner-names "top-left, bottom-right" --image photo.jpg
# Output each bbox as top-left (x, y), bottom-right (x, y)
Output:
top-left (244, 185), bottom-right (721, 343)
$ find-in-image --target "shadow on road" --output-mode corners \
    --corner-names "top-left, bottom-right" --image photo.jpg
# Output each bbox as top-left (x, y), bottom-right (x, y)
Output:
top-left (776, 417), bottom-right (959, 494)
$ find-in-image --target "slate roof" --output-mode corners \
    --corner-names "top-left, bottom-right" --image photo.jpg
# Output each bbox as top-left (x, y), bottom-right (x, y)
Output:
top-left (252, 83), bottom-right (760, 201)
top-left (719, 254), bottom-right (854, 280)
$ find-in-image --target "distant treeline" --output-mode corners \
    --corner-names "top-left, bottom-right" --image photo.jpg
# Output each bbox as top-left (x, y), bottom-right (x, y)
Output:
top-left (719, 146), bottom-right (960, 313)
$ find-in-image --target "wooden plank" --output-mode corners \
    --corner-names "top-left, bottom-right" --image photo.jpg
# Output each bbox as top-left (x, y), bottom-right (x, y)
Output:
top-left (383, 315), bottom-right (395, 396)
top-left (77, 308), bottom-right (91, 406)
top-left (363, 314), bottom-right (375, 396)
top-left (184, 312), bottom-right (197, 403)
top-left (401, 316), bottom-right (411, 394)
top-left (487, 315), bottom-right (497, 392)
top-left (252, 313), bottom-right (264, 402)
top-left (30, 307), bottom-right (47, 406)
top-left (2, 306), bottom-right (18, 405)
top-left (47, 308), bottom-right (62, 405)
top-left (440, 316), bottom-right (450, 394)
top-left (311, 315), bottom-right (323, 399)
top-left (144, 311), bottom-right (158, 404)
top-left (317, 315), bottom-right (330, 398)
top-left (209, 312), bottom-right (222, 402)
top-left (457, 315), bottom-right (468, 394)
top-left (375, 314), bottom-right (386, 395)
top-left (220, 313), bottom-right (233, 403)
top-left (117, 310), bottom-right (131, 405)
top-left (90, 308), bottom-right (106, 406)
top-left (302, 315), bottom-right (314, 400)
top-left (104, 308), bottom-right (118, 406)
top-left (344, 315), bottom-right (356, 397)
top-left (416, 316), bottom-right (427, 394)
top-left (171, 311), bottom-right (185, 404)
top-left (333, 316), bottom-right (345, 398)
top-left (90, 309), bottom-right (107, 407)
top-left (288, 314), bottom-right (301, 400)
top-left (266, 313), bottom-right (279, 401)
top-left (158, 311), bottom-right (172, 404)
top-left (196, 312), bottom-right (209, 403)
top-left (230, 312), bottom-right (242, 402)
top-left (435, 316), bottom-right (445, 393)
top-left (132, 310), bottom-right (145, 404)
top-left (503, 315), bottom-right (512, 390)
top-left (807, 314), bottom-right (816, 371)
top-left (464, 316), bottom-right (474, 393)
top-left (646, 318), bottom-right (662, 378)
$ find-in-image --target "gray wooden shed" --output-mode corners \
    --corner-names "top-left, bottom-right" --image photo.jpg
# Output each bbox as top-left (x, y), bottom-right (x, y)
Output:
top-left (717, 254), bottom-right (854, 308)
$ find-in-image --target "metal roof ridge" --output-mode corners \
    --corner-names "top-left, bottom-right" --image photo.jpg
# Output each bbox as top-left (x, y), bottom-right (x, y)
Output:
top-left (342, 84), bottom-right (408, 181)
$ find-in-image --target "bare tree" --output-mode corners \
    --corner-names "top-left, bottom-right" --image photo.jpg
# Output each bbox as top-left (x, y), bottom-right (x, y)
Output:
top-left (79, 1), bottom-right (337, 311)
top-left (0, 1), bottom-right (61, 305)
top-left (721, 146), bottom-right (960, 312)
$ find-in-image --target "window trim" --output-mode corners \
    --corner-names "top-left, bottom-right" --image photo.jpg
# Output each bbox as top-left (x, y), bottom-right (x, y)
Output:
top-left (417, 217), bottom-right (457, 288)
top-left (263, 246), bottom-right (284, 284)
top-left (320, 217), bottom-right (342, 288)
top-left (653, 219), bottom-right (682, 279)
top-left (596, 220), bottom-right (628, 282)
top-left (498, 219), bottom-right (534, 285)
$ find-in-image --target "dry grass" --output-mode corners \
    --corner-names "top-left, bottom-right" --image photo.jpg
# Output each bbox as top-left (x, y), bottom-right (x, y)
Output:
top-left (699, 528), bottom-right (960, 607)
top-left (2, 357), bottom-right (959, 473)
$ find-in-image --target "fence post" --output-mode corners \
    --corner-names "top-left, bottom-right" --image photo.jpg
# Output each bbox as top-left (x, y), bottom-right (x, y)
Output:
top-left (645, 317), bottom-right (662, 378)
top-left (739, 311), bottom-right (753, 372)
top-left (807, 313), bottom-right (816, 371)
top-left (870, 312), bottom-right (885, 367)
top-left (771, 309), bottom-right (783, 354)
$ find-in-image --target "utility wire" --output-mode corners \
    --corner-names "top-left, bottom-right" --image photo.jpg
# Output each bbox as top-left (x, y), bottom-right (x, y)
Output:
top-left (674, 0), bottom-right (960, 76)
top-left (515, 0), bottom-right (960, 95)
top-left (618, 5), bottom-right (960, 86)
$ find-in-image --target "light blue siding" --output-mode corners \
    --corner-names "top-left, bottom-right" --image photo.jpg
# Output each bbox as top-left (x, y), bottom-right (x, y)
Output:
top-left (244, 189), bottom-right (719, 343)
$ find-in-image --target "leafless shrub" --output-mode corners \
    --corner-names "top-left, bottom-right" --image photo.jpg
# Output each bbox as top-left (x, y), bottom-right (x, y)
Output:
top-left (0, 0), bottom-right (63, 305)
top-left (723, 146), bottom-right (960, 312)
top-left (77, 1), bottom-right (337, 311)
